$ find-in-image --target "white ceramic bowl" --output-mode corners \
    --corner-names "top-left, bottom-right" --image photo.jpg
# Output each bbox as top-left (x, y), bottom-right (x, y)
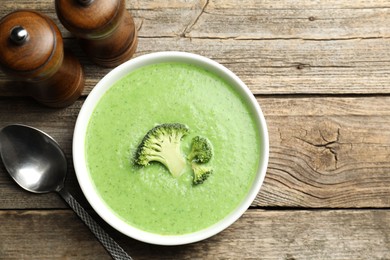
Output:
top-left (73, 51), bottom-right (269, 245)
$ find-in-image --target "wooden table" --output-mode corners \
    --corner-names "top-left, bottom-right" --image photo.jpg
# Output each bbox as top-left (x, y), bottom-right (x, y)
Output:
top-left (1, 0), bottom-right (390, 259)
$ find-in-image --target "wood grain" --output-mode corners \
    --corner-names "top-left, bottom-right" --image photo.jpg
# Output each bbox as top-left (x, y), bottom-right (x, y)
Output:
top-left (0, 209), bottom-right (389, 259)
top-left (3, 0), bottom-right (390, 39)
top-left (259, 96), bottom-right (390, 208)
top-left (185, 0), bottom-right (390, 40)
top-left (1, 37), bottom-right (390, 95)
top-left (1, 96), bottom-right (390, 209)
top-left (1, 1), bottom-right (390, 95)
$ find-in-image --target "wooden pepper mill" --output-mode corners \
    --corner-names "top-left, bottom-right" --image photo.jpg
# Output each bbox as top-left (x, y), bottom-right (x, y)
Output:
top-left (0, 11), bottom-right (84, 107)
top-left (55, 0), bottom-right (138, 67)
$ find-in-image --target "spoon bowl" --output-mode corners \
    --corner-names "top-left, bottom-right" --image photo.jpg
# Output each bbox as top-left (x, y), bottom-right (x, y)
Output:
top-left (0, 124), bottom-right (131, 260)
top-left (0, 124), bottom-right (66, 193)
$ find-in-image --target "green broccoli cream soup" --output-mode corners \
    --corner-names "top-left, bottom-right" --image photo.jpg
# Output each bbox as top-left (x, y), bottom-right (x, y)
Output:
top-left (85, 62), bottom-right (261, 235)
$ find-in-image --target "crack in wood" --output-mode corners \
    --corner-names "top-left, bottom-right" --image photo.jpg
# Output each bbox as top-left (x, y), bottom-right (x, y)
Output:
top-left (294, 127), bottom-right (341, 170)
top-left (326, 128), bottom-right (341, 169)
top-left (181, 0), bottom-right (210, 37)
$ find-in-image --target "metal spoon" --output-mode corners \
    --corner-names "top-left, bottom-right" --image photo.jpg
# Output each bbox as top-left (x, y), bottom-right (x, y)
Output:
top-left (0, 124), bottom-right (132, 260)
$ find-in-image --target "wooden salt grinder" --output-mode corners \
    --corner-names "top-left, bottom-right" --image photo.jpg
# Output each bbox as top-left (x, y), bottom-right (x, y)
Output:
top-left (55, 0), bottom-right (138, 67)
top-left (0, 11), bottom-right (84, 107)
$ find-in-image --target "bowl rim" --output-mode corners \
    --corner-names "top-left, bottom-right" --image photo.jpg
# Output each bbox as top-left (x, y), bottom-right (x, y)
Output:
top-left (73, 51), bottom-right (269, 245)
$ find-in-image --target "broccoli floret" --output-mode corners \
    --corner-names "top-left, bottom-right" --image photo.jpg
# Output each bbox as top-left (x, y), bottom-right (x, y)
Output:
top-left (187, 136), bottom-right (213, 163)
top-left (134, 123), bottom-right (189, 178)
top-left (192, 163), bottom-right (213, 185)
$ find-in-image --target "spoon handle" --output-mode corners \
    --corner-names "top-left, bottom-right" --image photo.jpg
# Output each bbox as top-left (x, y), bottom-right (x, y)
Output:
top-left (58, 188), bottom-right (132, 260)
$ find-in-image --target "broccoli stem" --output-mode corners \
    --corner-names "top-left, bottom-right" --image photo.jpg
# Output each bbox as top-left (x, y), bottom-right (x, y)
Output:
top-left (134, 123), bottom-right (191, 178)
top-left (150, 137), bottom-right (187, 178)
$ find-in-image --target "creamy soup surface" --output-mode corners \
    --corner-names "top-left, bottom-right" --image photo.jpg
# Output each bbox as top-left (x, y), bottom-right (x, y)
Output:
top-left (85, 62), bottom-right (261, 235)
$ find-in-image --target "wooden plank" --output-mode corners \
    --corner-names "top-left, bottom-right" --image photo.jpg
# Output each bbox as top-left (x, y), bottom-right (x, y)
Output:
top-left (186, 0), bottom-right (390, 40)
top-left (1, 1), bottom-right (390, 95)
top-left (2, 0), bottom-right (390, 39)
top-left (0, 0), bottom-right (200, 38)
top-left (258, 96), bottom-right (390, 208)
top-left (1, 37), bottom-right (390, 96)
top-left (1, 96), bottom-right (390, 209)
top-left (0, 209), bottom-right (389, 259)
